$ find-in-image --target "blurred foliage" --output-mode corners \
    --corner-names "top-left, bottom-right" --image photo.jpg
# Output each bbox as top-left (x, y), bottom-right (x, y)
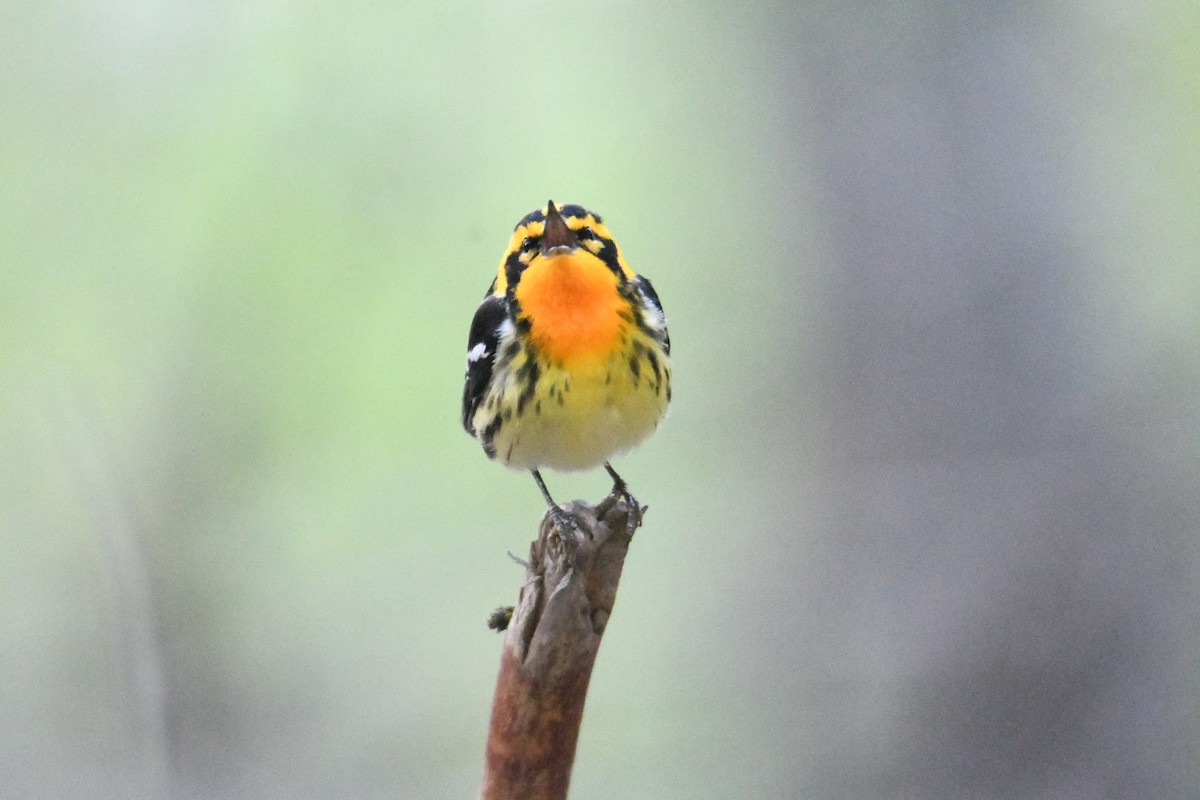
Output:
top-left (1, 2), bottom-right (1197, 799)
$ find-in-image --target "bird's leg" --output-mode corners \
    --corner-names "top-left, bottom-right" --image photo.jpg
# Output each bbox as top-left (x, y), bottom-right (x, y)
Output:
top-left (602, 462), bottom-right (644, 529)
top-left (531, 469), bottom-right (580, 540)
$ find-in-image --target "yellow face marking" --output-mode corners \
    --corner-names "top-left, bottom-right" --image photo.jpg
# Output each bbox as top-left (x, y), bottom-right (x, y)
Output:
top-left (514, 249), bottom-right (627, 364)
top-left (492, 204), bottom-right (637, 295)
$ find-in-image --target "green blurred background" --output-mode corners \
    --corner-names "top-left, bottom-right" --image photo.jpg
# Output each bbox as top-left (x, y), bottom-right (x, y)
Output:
top-left (2, 2), bottom-right (1197, 798)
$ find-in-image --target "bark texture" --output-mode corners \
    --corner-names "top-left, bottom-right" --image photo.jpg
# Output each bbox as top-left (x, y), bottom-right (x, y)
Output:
top-left (479, 498), bottom-right (640, 800)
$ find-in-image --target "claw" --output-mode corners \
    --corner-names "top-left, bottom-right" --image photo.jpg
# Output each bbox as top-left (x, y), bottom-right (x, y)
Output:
top-left (603, 462), bottom-right (644, 532)
top-left (532, 468), bottom-right (579, 537)
top-left (548, 504), bottom-right (580, 536)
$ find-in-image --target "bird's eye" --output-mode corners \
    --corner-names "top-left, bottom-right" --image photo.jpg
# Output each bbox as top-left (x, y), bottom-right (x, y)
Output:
top-left (521, 237), bottom-right (533, 251)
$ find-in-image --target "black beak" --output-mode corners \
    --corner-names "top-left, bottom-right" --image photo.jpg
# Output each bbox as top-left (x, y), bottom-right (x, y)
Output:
top-left (540, 200), bottom-right (578, 255)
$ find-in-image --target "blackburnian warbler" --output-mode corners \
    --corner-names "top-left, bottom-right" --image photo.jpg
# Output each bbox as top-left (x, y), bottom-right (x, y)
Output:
top-left (461, 201), bottom-right (671, 525)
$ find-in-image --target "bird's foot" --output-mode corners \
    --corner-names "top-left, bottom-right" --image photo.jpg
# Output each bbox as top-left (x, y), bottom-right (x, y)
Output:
top-left (600, 463), bottom-right (645, 533)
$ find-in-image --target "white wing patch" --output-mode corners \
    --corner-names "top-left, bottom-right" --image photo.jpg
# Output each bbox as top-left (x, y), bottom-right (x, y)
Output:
top-left (467, 342), bottom-right (489, 363)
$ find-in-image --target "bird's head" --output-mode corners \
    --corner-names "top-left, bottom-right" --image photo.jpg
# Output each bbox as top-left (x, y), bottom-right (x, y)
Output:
top-left (492, 200), bottom-right (635, 297)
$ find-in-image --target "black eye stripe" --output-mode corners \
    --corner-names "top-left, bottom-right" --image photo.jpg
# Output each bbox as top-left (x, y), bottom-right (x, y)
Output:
top-left (522, 225), bottom-right (596, 248)
top-left (504, 205), bottom-right (618, 292)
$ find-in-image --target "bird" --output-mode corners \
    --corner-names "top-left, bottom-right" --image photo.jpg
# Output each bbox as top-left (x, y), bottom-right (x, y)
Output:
top-left (461, 200), bottom-right (671, 529)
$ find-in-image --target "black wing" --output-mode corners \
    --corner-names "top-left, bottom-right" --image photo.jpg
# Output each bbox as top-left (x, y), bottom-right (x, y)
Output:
top-left (635, 275), bottom-right (670, 355)
top-left (461, 294), bottom-right (509, 434)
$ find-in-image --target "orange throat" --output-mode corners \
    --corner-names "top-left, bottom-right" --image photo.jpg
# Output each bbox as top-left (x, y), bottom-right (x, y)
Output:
top-left (515, 251), bottom-right (626, 364)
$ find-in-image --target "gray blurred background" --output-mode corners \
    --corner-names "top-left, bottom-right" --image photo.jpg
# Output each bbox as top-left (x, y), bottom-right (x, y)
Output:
top-left (2, 2), bottom-right (1197, 798)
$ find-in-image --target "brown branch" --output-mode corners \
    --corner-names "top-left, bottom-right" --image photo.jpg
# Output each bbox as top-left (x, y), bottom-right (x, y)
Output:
top-left (479, 496), bottom-right (642, 800)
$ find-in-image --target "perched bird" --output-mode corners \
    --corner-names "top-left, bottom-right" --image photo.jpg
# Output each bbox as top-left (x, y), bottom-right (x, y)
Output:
top-left (461, 201), bottom-right (671, 526)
